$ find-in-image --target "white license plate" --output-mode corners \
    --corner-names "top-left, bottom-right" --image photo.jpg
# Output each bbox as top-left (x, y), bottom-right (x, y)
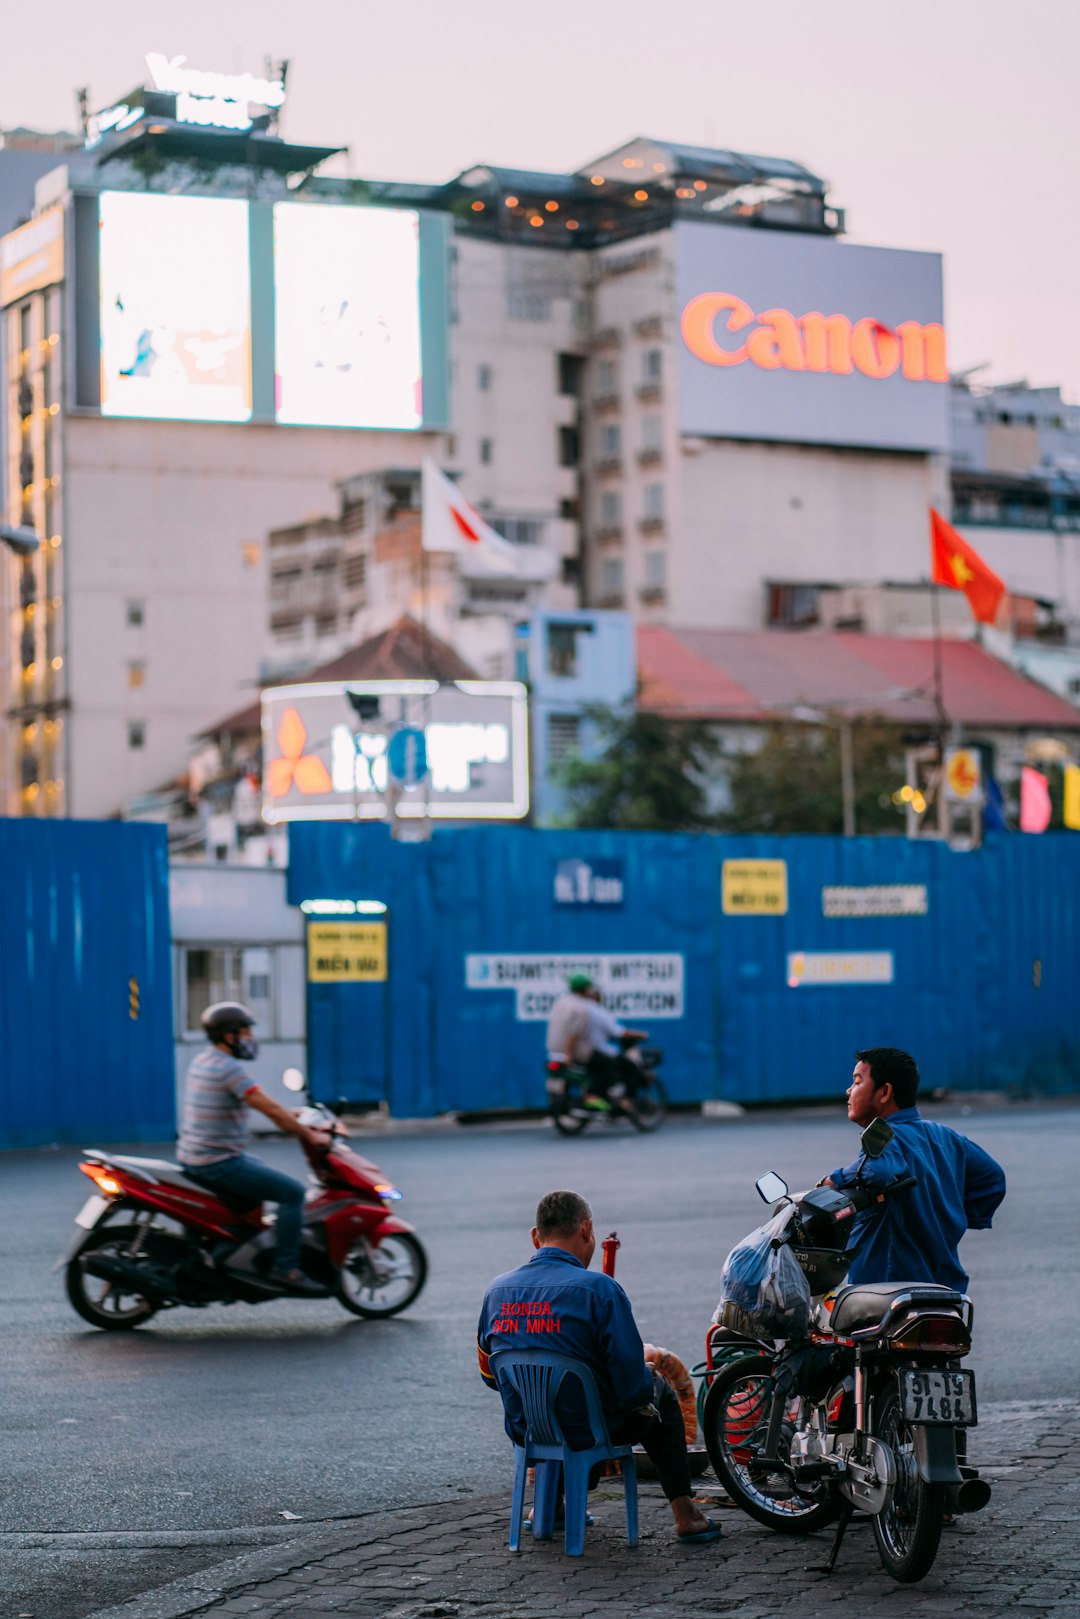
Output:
top-left (900, 1367), bottom-right (976, 1426)
top-left (75, 1194), bottom-right (108, 1230)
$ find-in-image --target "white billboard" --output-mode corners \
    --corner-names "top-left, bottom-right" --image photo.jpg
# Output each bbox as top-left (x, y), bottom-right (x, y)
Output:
top-left (261, 680), bottom-right (528, 823)
top-left (99, 192), bottom-right (251, 422)
top-left (676, 222), bottom-right (948, 452)
top-left (274, 204), bottom-right (423, 430)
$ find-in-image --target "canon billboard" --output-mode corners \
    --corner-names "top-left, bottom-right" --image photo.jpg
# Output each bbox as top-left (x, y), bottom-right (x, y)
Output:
top-left (675, 222), bottom-right (949, 452)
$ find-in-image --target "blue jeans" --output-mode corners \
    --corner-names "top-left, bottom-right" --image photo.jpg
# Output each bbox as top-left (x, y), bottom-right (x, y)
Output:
top-left (180, 1154), bottom-right (306, 1271)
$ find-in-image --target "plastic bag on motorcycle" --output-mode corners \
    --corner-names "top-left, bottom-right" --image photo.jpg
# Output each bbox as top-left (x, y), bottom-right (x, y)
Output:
top-left (714, 1205), bottom-right (812, 1340)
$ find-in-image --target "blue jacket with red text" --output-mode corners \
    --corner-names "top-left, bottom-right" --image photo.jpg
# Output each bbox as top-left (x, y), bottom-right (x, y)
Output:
top-left (477, 1247), bottom-right (653, 1446)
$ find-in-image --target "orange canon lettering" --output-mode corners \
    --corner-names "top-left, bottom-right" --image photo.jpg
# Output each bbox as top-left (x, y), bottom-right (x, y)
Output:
top-left (851, 318), bottom-right (900, 380)
top-left (799, 312), bottom-right (853, 374)
top-left (896, 321), bottom-right (948, 382)
top-left (746, 308), bottom-right (805, 371)
top-left (680, 292), bottom-right (754, 367)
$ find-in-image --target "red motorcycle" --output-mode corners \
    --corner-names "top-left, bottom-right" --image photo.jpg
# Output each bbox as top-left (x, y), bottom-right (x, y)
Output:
top-left (60, 1104), bottom-right (427, 1330)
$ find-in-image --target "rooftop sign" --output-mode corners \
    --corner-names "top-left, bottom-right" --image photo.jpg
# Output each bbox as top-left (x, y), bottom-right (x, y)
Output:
top-left (0, 207), bottom-right (64, 308)
top-left (261, 680), bottom-right (529, 824)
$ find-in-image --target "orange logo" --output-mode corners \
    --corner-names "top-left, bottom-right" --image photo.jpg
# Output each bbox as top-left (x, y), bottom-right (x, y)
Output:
top-left (681, 292), bottom-right (947, 382)
top-left (266, 707), bottom-right (333, 797)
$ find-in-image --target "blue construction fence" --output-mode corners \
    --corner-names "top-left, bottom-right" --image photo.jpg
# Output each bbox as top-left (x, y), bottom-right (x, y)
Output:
top-left (0, 820), bottom-right (174, 1148)
top-left (287, 823), bottom-right (1080, 1116)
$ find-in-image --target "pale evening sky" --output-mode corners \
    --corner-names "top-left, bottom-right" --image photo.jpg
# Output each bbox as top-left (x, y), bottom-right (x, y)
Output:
top-left (4, 0), bottom-right (1078, 399)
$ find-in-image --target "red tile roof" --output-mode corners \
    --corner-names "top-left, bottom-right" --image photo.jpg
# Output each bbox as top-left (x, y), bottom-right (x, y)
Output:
top-left (637, 626), bottom-right (1080, 730)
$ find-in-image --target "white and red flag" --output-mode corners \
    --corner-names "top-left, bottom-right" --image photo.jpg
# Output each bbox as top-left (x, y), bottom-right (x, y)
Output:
top-left (421, 459), bottom-right (557, 581)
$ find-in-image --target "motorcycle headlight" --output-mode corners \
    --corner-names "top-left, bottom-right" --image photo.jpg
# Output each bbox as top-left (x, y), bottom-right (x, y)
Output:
top-left (373, 1183), bottom-right (402, 1201)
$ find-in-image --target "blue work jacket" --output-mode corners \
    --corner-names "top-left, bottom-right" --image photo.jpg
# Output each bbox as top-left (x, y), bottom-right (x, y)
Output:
top-left (477, 1247), bottom-right (653, 1446)
top-left (828, 1107), bottom-right (1006, 1292)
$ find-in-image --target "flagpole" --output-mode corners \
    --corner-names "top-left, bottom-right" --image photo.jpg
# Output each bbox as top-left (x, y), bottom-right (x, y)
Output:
top-left (930, 578), bottom-right (948, 743)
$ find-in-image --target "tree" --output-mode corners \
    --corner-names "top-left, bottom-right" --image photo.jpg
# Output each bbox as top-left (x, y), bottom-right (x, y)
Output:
top-left (716, 718), bottom-right (910, 835)
top-left (553, 705), bottom-right (721, 832)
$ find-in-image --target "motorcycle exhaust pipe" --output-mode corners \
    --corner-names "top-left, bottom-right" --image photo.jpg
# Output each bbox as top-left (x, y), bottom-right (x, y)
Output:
top-left (945, 1476), bottom-right (992, 1515)
top-left (81, 1253), bottom-right (171, 1302)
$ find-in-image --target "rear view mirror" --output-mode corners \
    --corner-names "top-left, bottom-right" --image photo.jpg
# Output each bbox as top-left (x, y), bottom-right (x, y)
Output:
top-left (282, 1068), bottom-right (306, 1094)
top-left (860, 1118), bottom-right (895, 1159)
top-left (756, 1171), bottom-right (789, 1204)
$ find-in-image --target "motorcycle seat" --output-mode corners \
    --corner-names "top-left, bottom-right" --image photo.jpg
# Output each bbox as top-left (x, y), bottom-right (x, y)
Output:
top-left (99, 1155), bottom-right (259, 1212)
top-left (830, 1281), bottom-right (965, 1335)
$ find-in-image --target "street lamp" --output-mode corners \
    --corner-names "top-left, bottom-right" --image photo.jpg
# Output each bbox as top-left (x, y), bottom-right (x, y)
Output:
top-left (0, 525), bottom-right (41, 556)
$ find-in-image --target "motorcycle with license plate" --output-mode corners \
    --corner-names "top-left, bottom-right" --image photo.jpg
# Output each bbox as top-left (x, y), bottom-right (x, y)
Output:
top-left (545, 1033), bottom-right (667, 1135)
top-left (58, 1086), bottom-right (427, 1330)
top-left (701, 1119), bottom-right (990, 1584)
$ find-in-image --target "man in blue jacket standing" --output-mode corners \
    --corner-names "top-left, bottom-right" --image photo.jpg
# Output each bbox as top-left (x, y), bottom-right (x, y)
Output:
top-left (478, 1189), bottom-right (718, 1543)
top-left (823, 1048), bottom-right (1006, 1291)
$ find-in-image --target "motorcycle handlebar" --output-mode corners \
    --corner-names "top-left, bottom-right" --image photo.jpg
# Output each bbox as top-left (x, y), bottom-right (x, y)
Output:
top-left (847, 1173), bottom-right (917, 1212)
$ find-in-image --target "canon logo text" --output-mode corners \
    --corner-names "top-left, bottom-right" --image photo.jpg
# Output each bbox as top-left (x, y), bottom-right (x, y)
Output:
top-left (681, 292), bottom-right (947, 383)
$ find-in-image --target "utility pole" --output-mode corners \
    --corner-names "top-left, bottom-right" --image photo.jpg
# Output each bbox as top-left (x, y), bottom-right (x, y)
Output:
top-left (839, 716), bottom-right (856, 838)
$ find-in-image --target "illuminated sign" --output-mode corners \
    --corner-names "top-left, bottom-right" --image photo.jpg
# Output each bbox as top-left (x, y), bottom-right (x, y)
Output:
top-left (676, 222), bottom-right (949, 452)
top-left (98, 192), bottom-right (252, 422)
top-left (681, 294), bottom-right (946, 382)
top-left (722, 859), bottom-right (789, 916)
top-left (262, 681), bottom-right (529, 822)
top-left (307, 921), bottom-right (387, 982)
top-left (0, 207), bottom-right (64, 307)
top-left (273, 204), bottom-right (423, 430)
top-left (465, 953), bottom-right (684, 1020)
top-left (146, 53), bottom-right (286, 131)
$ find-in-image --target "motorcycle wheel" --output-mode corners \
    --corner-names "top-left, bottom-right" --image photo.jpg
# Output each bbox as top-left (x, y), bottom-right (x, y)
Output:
top-left (66, 1225), bottom-right (161, 1331)
top-left (334, 1231), bottom-right (427, 1318)
top-left (629, 1076), bottom-right (667, 1132)
top-left (552, 1105), bottom-right (589, 1136)
top-left (871, 1385), bottom-right (946, 1583)
top-left (701, 1355), bottom-right (840, 1536)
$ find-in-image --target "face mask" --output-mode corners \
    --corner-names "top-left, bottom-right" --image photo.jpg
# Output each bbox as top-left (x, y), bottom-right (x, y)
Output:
top-left (232, 1035), bottom-right (258, 1061)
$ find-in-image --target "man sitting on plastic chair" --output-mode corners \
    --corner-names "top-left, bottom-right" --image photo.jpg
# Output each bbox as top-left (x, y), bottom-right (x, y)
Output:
top-left (478, 1189), bottom-right (719, 1547)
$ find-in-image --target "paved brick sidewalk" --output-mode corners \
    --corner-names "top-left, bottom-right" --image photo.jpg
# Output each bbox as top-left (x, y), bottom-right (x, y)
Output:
top-left (81, 1402), bottom-right (1079, 1619)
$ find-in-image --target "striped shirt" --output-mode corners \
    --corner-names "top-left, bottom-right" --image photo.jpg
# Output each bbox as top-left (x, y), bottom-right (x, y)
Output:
top-left (177, 1048), bottom-right (257, 1167)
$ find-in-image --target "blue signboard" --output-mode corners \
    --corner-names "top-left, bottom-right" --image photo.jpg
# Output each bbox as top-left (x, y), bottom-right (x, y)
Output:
top-left (387, 725), bottom-right (428, 787)
top-left (553, 857), bottom-right (625, 907)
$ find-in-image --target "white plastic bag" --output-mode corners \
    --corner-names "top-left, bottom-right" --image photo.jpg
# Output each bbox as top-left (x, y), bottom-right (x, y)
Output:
top-left (715, 1205), bottom-right (812, 1340)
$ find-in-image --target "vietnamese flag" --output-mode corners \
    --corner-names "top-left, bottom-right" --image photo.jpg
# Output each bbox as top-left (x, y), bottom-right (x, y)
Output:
top-left (930, 510), bottom-right (1006, 625)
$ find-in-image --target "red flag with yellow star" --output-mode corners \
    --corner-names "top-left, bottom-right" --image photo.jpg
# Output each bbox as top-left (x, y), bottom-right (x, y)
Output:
top-left (930, 509), bottom-right (1006, 625)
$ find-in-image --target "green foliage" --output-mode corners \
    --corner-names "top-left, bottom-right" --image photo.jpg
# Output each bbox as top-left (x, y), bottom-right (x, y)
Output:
top-left (717, 718), bottom-right (910, 835)
top-left (553, 706), bottom-right (721, 832)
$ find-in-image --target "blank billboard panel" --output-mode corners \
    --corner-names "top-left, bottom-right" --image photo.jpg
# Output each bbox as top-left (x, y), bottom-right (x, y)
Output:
top-left (274, 204), bottom-right (423, 430)
top-left (99, 192), bottom-right (252, 422)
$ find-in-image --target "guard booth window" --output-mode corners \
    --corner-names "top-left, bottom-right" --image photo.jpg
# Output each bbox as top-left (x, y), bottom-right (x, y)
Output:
top-left (184, 946), bottom-right (274, 1036)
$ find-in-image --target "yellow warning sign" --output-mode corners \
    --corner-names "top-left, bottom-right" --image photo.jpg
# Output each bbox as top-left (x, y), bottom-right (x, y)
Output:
top-left (944, 748), bottom-right (981, 802)
top-left (307, 922), bottom-right (387, 982)
top-left (721, 859), bottom-right (789, 916)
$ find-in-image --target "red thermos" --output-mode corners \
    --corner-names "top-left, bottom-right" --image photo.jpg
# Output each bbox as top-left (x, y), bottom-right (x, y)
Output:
top-left (601, 1231), bottom-right (620, 1277)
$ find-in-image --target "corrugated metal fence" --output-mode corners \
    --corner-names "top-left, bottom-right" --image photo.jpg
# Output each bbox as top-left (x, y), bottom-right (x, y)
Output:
top-left (288, 823), bottom-right (1080, 1115)
top-left (0, 820), bottom-right (174, 1147)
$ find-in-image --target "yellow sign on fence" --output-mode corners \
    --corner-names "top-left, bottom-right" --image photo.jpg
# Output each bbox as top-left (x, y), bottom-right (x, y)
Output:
top-left (721, 859), bottom-right (789, 916)
top-left (307, 922), bottom-right (388, 982)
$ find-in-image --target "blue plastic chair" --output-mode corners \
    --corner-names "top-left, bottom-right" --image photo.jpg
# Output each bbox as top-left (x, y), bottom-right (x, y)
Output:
top-left (489, 1349), bottom-right (639, 1556)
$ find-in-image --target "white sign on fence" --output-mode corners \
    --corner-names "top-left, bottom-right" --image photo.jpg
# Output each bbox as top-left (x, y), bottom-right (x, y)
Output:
top-left (787, 951), bottom-right (895, 988)
top-left (821, 885), bottom-right (928, 918)
top-left (465, 953), bottom-right (685, 1021)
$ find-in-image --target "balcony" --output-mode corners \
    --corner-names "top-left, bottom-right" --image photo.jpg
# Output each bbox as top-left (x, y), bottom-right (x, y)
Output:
top-left (636, 382), bottom-right (662, 404)
top-left (593, 458), bottom-right (623, 477)
top-left (636, 447), bottom-right (663, 467)
top-left (634, 316), bottom-right (663, 339)
top-left (639, 586), bottom-right (667, 605)
top-left (591, 327), bottom-right (622, 350)
top-left (591, 392), bottom-right (621, 412)
top-left (638, 516), bottom-right (665, 535)
top-left (593, 525), bottom-right (623, 544)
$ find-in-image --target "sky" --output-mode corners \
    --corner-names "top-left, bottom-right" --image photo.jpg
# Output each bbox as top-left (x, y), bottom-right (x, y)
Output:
top-left (4, 0), bottom-right (1078, 399)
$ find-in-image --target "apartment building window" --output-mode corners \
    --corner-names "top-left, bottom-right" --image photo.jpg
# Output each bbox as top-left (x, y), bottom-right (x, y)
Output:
top-left (128, 721), bottom-right (145, 750)
top-left (478, 364), bottom-right (493, 391)
top-left (558, 425), bottom-right (580, 467)
top-left (183, 946), bottom-right (273, 1037)
top-left (598, 423), bottom-right (621, 459)
top-left (480, 437), bottom-right (493, 464)
top-left (495, 517), bottom-right (543, 548)
top-left (315, 614), bottom-right (337, 638)
top-left (642, 414), bottom-right (662, 454)
top-left (596, 358), bottom-right (618, 396)
top-left (643, 483), bottom-right (665, 521)
top-left (547, 621), bottom-right (592, 678)
top-left (767, 583), bottom-right (821, 628)
top-left (642, 348), bottom-right (663, 383)
top-left (557, 353), bottom-right (583, 396)
top-left (128, 661), bottom-right (145, 690)
top-left (126, 599), bottom-right (144, 628)
top-left (599, 490), bottom-right (622, 529)
top-left (343, 554), bottom-right (367, 590)
top-left (242, 542), bottom-right (261, 568)
top-left (644, 550), bottom-right (667, 590)
top-left (547, 712), bottom-right (582, 763)
top-left (601, 556), bottom-right (624, 597)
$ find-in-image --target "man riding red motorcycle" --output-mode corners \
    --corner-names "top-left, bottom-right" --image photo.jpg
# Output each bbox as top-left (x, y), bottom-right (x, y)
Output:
top-left (177, 1002), bottom-right (331, 1295)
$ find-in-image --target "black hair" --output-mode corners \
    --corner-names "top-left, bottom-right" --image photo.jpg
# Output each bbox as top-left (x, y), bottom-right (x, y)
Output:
top-left (535, 1189), bottom-right (592, 1239)
top-left (856, 1047), bottom-right (920, 1109)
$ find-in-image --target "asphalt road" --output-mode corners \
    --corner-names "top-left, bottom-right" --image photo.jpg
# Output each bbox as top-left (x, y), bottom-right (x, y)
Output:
top-left (2, 1100), bottom-right (1075, 1616)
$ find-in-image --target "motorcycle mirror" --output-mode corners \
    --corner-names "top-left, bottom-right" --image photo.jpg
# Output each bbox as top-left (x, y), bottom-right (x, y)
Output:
top-left (755, 1171), bottom-right (789, 1203)
top-left (282, 1067), bottom-right (306, 1094)
top-left (860, 1118), bottom-right (895, 1158)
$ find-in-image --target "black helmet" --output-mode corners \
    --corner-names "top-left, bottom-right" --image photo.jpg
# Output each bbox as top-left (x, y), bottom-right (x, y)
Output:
top-left (201, 1002), bottom-right (257, 1039)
